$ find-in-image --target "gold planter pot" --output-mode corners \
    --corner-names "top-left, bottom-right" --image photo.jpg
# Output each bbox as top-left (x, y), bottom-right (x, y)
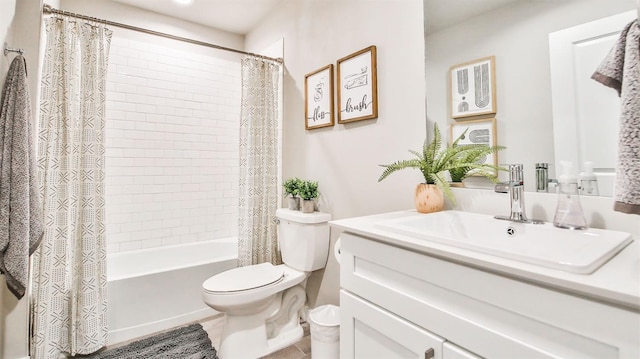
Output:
top-left (414, 183), bottom-right (444, 213)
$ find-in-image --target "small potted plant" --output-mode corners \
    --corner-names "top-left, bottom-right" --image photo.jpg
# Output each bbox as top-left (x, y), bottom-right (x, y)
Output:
top-left (283, 177), bottom-right (303, 210)
top-left (378, 123), bottom-right (505, 213)
top-left (298, 180), bottom-right (319, 213)
top-left (448, 128), bottom-right (505, 185)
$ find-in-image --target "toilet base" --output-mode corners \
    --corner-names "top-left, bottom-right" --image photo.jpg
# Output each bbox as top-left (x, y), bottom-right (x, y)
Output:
top-left (266, 324), bottom-right (304, 355)
top-left (217, 285), bottom-right (306, 359)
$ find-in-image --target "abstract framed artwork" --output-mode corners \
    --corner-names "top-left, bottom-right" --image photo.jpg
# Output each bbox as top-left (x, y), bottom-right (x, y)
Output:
top-left (305, 64), bottom-right (334, 130)
top-left (450, 118), bottom-right (498, 174)
top-left (449, 56), bottom-right (496, 119)
top-left (337, 45), bottom-right (378, 124)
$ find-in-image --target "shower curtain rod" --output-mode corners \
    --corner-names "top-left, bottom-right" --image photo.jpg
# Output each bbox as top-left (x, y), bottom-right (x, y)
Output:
top-left (42, 4), bottom-right (283, 64)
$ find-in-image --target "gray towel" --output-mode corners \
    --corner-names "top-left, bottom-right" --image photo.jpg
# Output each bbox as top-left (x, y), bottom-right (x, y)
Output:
top-left (592, 20), bottom-right (640, 215)
top-left (0, 55), bottom-right (43, 299)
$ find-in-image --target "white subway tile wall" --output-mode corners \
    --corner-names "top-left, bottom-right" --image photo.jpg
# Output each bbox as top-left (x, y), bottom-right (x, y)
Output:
top-left (105, 36), bottom-right (241, 253)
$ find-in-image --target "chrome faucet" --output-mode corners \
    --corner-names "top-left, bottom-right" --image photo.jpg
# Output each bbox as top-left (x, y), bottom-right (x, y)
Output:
top-left (495, 164), bottom-right (529, 223)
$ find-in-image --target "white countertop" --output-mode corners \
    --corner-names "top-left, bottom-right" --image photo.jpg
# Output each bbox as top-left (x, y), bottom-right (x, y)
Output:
top-left (330, 209), bottom-right (640, 311)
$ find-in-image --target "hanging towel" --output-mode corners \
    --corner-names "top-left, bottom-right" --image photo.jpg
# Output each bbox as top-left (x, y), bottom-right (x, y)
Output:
top-left (0, 55), bottom-right (44, 299)
top-left (591, 20), bottom-right (640, 215)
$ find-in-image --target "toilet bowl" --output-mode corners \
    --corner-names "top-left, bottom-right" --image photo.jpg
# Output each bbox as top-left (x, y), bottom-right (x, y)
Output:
top-left (202, 209), bottom-right (331, 359)
top-left (203, 263), bottom-right (306, 314)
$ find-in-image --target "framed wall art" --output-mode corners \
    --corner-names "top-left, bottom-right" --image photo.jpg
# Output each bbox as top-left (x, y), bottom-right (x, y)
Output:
top-left (450, 118), bottom-right (498, 172)
top-left (337, 45), bottom-right (378, 124)
top-left (305, 64), bottom-right (334, 130)
top-left (449, 56), bottom-right (496, 119)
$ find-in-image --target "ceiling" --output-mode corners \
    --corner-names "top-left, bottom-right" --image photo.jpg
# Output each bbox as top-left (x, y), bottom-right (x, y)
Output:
top-left (110, 0), bottom-right (286, 35)
top-left (424, 0), bottom-right (525, 35)
top-left (110, 0), bottom-right (524, 36)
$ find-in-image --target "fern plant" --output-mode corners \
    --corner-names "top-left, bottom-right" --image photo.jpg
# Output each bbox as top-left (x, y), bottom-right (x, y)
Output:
top-left (378, 123), bottom-right (506, 204)
top-left (448, 128), bottom-right (506, 183)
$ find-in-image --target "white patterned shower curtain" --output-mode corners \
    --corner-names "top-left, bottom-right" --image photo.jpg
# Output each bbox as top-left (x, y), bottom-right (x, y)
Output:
top-left (238, 57), bottom-right (282, 266)
top-left (31, 17), bottom-right (112, 358)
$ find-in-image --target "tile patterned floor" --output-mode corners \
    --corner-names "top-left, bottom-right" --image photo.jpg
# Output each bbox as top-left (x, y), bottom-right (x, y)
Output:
top-left (201, 315), bottom-right (312, 359)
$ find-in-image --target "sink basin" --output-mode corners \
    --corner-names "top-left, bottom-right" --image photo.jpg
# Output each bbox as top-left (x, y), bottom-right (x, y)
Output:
top-left (376, 210), bottom-right (633, 274)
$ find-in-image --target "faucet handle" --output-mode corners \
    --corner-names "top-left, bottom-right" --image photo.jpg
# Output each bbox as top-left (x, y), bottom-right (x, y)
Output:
top-left (494, 182), bottom-right (510, 193)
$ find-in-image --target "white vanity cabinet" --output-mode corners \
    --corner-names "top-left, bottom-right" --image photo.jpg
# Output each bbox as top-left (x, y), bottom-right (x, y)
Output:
top-left (341, 291), bottom-right (444, 358)
top-left (339, 232), bottom-right (640, 359)
top-left (341, 290), bottom-right (479, 359)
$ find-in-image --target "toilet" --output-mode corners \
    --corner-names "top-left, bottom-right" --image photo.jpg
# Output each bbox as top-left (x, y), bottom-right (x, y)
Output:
top-left (202, 208), bottom-right (331, 359)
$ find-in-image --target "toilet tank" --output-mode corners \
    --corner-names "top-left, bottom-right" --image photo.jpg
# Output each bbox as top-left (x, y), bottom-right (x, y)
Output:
top-left (276, 208), bottom-right (331, 272)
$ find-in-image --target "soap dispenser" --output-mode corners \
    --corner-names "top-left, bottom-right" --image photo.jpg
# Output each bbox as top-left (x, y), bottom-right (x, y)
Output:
top-left (579, 161), bottom-right (599, 196)
top-left (553, 161), bottom-right (587, 230)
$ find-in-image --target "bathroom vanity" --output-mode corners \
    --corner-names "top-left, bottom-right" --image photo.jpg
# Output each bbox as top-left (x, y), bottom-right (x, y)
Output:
top-left (330, 210), bottom-right (640, 359)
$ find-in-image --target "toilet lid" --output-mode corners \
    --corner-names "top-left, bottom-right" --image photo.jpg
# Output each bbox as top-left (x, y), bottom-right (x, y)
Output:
top-left (203, 262), bottom-right (285, 293)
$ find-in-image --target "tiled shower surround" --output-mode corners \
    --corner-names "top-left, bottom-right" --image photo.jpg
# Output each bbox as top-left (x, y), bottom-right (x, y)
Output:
top-left (104, 36), bottom-right (241, 253)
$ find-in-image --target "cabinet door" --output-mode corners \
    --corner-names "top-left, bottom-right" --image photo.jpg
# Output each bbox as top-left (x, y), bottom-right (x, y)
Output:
top-left (443, 342), bottom-right (482, 359)
top-left (341, 290), bottom-right (444, 359)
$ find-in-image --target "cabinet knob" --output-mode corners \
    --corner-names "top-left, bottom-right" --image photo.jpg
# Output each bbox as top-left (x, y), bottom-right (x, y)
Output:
top-left (425, 348), bottom-right (434, 359)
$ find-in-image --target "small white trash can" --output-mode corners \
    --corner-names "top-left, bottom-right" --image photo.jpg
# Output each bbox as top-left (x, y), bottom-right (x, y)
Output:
top-left (309, 304), bottom-right (340, 359)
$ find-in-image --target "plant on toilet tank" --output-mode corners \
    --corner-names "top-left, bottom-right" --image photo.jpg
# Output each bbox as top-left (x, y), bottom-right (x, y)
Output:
top-left (283, 177), bottom-right (303, 210)
top-left (283, 178), bottom-right (319, 213)
top-left (298, 180), bottom-right (319, 213)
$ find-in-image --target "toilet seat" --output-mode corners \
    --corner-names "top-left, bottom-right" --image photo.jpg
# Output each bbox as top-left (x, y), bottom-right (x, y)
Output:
top-left (203, 262), bottom-right (284, 293)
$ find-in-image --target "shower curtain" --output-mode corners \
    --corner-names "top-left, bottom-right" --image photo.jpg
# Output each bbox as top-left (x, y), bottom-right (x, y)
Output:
top-left (238, 57), bottom-right (282, 266)
top-left (31, 17), bottom-right (112, 358)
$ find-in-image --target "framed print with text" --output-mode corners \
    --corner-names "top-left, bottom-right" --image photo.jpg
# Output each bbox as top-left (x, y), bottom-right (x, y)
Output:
top-left (305, 64), bottom-right (334, 130)
top-left (337, 46), bottom-right (378, 124)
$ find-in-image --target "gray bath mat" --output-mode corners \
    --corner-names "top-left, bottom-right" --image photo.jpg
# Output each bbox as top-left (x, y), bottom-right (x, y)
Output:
top-left (81, 323), bottom-right (218, 359)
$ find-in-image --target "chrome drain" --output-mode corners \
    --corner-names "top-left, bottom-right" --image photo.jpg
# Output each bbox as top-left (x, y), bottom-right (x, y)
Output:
top-left (506, 226), bottom-right (516, 237)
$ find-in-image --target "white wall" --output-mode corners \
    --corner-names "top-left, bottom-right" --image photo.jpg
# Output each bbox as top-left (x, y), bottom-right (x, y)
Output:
top-left (0, 0), bottom-right (16, 86)
top-left (425, 0), bottom-right (636, 191)
top-left (246, 0), bottom-right (427, 306)
top-left (105, 35), bottom-right (241, 253)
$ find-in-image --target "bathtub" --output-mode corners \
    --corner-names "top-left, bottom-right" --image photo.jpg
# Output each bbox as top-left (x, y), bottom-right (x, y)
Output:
top-left (106, 238), bottom-right (238, 345)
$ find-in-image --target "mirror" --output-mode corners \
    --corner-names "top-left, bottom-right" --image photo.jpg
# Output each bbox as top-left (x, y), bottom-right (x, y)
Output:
top-left (424, 0), bottom-right (637, 196)
top-left (548, 9), bottom-right (637, 197)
